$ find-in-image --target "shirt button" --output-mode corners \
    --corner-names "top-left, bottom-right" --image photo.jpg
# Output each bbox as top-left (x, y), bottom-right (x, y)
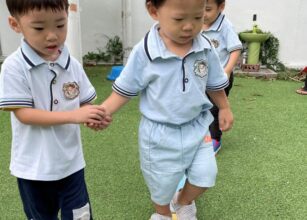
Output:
top-left (50, 63), bottom-right (55, 67)
top-left (53, 99), bottom-right (59, 104)
top-left (184, 78), bottom-right (189, 83)
top-left (53, 79), bottom-right (57, 84)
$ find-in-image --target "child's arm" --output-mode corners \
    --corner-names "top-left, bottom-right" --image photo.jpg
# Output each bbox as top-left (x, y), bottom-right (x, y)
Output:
top-left (224, 50), bottom-right (241, 77)
top-left (13, 104), bottom-right (106, 126)
top-left (85, 91), bottom-right (130, 131)
top-left (207, 90), bottom-right (233, 131)
top-left (100, 91), bottom-right (130, 116)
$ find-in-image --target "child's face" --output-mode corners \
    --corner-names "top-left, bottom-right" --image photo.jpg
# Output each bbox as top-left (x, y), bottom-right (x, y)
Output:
top-left (203, 0), bottom-right (225, 27)
top-left (148, 0), bottom-right (205, 49)
top-left (9, 8), bottom-right (68, 61)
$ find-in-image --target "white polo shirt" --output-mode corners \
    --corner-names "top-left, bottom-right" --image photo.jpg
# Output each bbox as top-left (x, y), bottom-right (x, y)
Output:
top-left (113, 23), bottom-right (228, 125)
top-left (203, 13), bottom-right (242, 68)
top-left (0, 40), bottom-right (96, 181)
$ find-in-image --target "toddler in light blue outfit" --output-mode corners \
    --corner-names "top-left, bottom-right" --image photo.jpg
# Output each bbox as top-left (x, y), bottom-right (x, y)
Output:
top-left (92, 0), bottom-right (234, 219)
top-left (203, 0), bottom-right (242, 153)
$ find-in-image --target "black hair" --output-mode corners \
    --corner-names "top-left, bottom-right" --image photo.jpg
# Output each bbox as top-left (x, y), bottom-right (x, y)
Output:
top-left (146, 0), bottom-right (225, 8)
top-left (145, 0), bottom-right (167, 8)
top-left (207, 0), bottom-right (225, 6)
top-left (6, 0), bottom-right (69, 17)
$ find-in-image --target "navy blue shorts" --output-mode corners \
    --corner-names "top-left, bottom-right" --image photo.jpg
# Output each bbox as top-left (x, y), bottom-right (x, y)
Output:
top-left (17, 169), bottom-right (93, 220)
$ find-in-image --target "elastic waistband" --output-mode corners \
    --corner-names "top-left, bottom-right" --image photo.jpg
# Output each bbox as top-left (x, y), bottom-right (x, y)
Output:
top-left (141, 111), bottom-right (208, 129)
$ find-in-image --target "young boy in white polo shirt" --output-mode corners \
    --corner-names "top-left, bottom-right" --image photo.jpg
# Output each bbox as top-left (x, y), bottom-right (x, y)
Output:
top-left (0, 0), bottom-right (110, 219)
top-left (203, 0), bottom-right (242, 154)
top-left (89, 0), bottom-right (233, 219)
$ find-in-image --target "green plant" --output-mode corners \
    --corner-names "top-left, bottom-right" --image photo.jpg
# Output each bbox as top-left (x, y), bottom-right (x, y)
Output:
top-left (105, 35), bottom-right (123, 64)
top-left (259, 32), bottom-right (285, 71)
top-left (83, 51), bottom-right (100, 63)
top-left (82, 35), bottom-right (123, 65)
top-left (240, 30), bottom-right (285, 72)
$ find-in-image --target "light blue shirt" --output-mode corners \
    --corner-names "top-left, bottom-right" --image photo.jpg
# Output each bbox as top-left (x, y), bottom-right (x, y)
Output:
top-left (113, 23), bottom-right (228, 125)
top-left (0, 40), bottom-right (96, 180)
top-left (203, 13), bottom-right (242, 68)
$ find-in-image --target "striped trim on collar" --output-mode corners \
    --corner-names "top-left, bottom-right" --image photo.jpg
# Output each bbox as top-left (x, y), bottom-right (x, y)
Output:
top-left (20, 40), bottom-right (71, 70)
top-left (144, 31), bottom-right (152, 62)
top-left (21, 49), bottom-right (35, 68)
top-left (201, 33), bottom-right (213, 47)
top-left (64, 55), bottom-right (70, 70)
top-left (143, 24), bottom-right (212, 62)
top-left (206, 13), bottom-right (225, 32)
top-left (215, 13), bottom-right (225, 31)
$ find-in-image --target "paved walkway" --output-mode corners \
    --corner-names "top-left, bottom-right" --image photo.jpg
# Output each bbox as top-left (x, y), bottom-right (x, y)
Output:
top-left (234, 67), bottom-right (277, 79)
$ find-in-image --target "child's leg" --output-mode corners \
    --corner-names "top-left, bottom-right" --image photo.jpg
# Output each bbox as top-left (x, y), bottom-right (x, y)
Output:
top-left (60, 169), bottom-right (92, 220)
top-left (153, 204), bottom-right (172, 217)
top-left (17, 178), bottom-right (59, 220)
top-left (139, 117), bottom-right (186, 218)
top-left (170, 180), bottom-right (205, 220)
top-left (209, 72), bottom-right (234, 152)
top-left (209, 105), bottom-right (221, 140)
top-left (177, 180), bottom-right (206, 205)
top-left (210, 72), bottom-right (234, 139)
top-left (140, 116), bottom-right (216, 219)
top-left (17, 169), bottom-right (92, 220)
top-left (171, 129), bottom-right (217, 219)
top-left (225, 72), bottom-right (234, 97)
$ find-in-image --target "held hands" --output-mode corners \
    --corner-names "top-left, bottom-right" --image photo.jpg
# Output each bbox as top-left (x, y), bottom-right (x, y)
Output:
top-left (73, 105), bottom-right (112, 130)
top-left (84, 105), bottom-right (112, 131)
top-left (218, 107), bottom-right (234, 132)
top-left (85, 114), bottom-right (112, 131)
top-left (73, 104), bottom-right (107, 124)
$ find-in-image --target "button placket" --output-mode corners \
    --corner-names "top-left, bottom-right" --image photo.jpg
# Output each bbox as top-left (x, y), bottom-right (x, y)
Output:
top-left (49, 68), bottom-right (57, 111)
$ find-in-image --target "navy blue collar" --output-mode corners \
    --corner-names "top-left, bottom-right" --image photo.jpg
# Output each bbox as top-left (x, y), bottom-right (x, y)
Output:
top-left (205, 13), bottom-right (225, 32)
top-left (144, 23), bottom-right (212, 61)
top-left (20, 39), bottom-right (70, 70)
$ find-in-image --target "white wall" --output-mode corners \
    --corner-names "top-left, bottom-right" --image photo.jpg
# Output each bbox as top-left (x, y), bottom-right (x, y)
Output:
top-left (0, 1), bottom-right (21, 56)
top-left (224, 0), bottom-right (307, 68)
top-left (79, 0), bottom-right (122, 56)
top-left (1, 0), bottom-right (306, 68)
top-left (66, 0), bottom-right (83, 63)
top-left (125, 0), bottom-right (307, 68)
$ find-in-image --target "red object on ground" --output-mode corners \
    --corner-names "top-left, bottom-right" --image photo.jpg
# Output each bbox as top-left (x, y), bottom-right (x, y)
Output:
top-left (300, 66), bottom-right (307, 74)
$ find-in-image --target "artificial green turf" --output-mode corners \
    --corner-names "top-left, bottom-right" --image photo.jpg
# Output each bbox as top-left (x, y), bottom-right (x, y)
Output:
top-left (0, 66), bottom-right (306, 219)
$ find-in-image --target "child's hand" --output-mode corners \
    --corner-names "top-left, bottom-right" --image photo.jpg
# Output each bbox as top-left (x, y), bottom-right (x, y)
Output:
top-left (85, 114), bottom-right (112, 131)
top-left (218, 107), bottom-right (234, 132)
top-left (73, 105), bottom-right (106, 124)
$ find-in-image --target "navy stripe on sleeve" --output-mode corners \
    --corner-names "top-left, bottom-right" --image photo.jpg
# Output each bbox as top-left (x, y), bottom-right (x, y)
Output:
top-left (112, 83), bottom-right (138, 98)
top-left (80, 92), bottom-right (97, 105)
top-left (207, 80), bottom-right (229, 91)
top-left (0, 100), bottom-right (33, 108)
top-left (228, 45), bottom-right (243, 53)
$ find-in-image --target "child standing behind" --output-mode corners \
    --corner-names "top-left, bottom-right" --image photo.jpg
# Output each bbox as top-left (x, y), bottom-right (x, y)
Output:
top-left (91, 0), bottom-right (233, 219)
top-left (0, 0), bottom-right (110, 219)
top-left (203, 0), bottom-right (242, 154)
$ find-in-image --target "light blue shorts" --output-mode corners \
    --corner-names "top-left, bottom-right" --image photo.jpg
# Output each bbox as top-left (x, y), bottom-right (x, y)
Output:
top-left (139, 113), bottom-right (217, 205)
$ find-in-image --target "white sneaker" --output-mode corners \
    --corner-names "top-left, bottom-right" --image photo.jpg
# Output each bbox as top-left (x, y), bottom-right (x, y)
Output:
top-left (170, 192), bottom-right (197, 220)
top-left (150, 213), bottom-right (172, 220)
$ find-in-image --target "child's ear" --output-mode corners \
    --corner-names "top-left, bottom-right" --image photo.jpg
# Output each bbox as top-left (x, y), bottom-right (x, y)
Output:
top-left (219, 2), bottom-right (226, 12)
top-left (8, 16), bottom-right (22, 33)
top-left (146, 2), bottom-right (159, 21)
